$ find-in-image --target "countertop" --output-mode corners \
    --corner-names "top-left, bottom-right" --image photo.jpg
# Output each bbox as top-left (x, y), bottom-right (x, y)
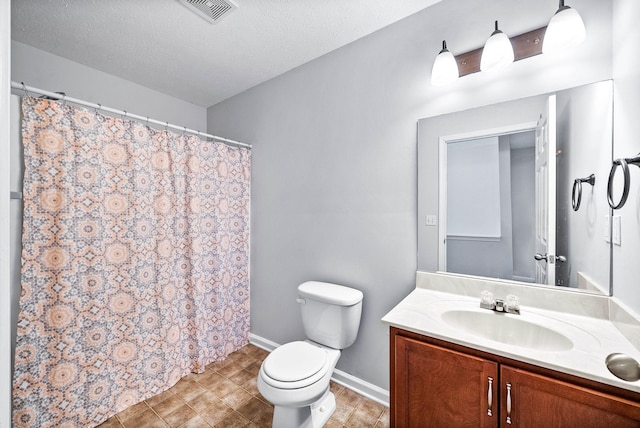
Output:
top-left (382, 275), bottom-right (640, 395)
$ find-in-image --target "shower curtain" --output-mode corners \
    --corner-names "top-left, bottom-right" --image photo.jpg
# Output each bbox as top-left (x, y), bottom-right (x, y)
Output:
top-left (12, 97), bottom-right (251, 427)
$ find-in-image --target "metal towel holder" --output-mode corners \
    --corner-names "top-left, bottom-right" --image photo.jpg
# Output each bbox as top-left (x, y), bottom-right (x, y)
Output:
top-left (572, 174), bottom-right (595, 211)
top-left (607, 154), bottom-right (640, 209)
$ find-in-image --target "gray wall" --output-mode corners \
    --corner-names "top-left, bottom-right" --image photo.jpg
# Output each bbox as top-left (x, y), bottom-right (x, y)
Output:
top-left (612, 1), bottom-right (640, 312)
top-left (11, 41), bottom-right (207, 131)
top-left (555, 82), bottom-right (612, 290)
top-left (208, 0), bottom-right (613, 390)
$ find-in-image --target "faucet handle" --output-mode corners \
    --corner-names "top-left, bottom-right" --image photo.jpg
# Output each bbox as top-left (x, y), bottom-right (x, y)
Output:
top-left (505, 294), bottom-right (520, 314)
top-left (481, 290), bottom-right (494, 304)
top-left (480, 290), bottom-right (495, 309)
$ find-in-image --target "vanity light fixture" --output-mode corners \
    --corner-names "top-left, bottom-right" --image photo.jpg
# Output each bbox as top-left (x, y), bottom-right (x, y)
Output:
top-left (430, 3), bottom-right (587, 86)
top-left (542, 0), bottom-right (586, 54)
top-left (480, 21), bottom-right (514, 72)
top-left (431, 40), bottom-right (459, 86)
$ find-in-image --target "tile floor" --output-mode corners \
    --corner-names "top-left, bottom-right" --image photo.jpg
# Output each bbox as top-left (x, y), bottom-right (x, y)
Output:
top-left (98, 344), bottom-right (390, 428)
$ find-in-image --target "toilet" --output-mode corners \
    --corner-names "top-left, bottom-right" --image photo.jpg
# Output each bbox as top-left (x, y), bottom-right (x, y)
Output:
top-left (257, 281), bottom-right (364, 428)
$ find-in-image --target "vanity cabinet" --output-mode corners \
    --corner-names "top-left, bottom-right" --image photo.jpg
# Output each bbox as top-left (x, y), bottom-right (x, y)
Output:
top-left (390, 327), bottom-right (640, 428)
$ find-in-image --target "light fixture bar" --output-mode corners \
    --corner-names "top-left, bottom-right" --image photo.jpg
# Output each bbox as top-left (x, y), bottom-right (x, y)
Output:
top-left (455, 26), bottom-right (547, 77)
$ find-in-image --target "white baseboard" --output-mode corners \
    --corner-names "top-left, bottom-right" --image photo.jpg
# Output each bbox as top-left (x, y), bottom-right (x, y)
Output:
top-left (250, 333), bottom-right (390, 407)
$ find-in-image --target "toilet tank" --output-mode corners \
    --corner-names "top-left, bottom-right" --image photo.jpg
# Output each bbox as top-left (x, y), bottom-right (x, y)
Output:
top-left (297, 281), bottom-right (363, 350)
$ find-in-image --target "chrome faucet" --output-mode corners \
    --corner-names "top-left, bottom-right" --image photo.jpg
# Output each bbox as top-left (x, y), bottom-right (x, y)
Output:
top-left (480, 291), bottom-right (520, 315)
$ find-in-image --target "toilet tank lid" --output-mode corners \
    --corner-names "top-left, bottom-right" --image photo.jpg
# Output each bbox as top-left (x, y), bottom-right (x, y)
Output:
top-left (298, 281), bottom-right (363, 306)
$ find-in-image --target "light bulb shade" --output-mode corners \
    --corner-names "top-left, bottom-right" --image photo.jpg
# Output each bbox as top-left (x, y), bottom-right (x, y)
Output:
top-left (480, 31), bottom-right (514, 72)
top-left (542, 5), bottom-right (586, 54)
top-left (431, 47), bottom-right (459, 87)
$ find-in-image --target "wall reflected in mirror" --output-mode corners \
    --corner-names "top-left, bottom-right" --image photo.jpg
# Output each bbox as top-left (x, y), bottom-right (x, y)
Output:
top-left (417, 80), bottom-right (613, 295)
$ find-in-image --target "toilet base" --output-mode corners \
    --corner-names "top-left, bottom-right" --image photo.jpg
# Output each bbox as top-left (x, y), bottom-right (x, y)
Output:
top-left (272, 388), bottom-right (336, 428)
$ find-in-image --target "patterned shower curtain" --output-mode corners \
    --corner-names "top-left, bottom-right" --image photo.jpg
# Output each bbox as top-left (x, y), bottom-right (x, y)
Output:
top-left (12, 97), bottom-right (251, 427)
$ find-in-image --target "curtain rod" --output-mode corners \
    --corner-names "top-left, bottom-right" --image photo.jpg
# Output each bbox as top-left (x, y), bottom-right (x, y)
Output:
top-left (10, 81), bottom-right (251, 149)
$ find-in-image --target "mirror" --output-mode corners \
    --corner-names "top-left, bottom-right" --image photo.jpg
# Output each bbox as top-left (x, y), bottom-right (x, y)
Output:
top-left (418, 80), bottom-right (613, 295)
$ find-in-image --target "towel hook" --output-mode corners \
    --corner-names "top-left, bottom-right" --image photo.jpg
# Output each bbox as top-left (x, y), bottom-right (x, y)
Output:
top-left (571, 174), bottom-right (595, 211)
top-left (607, 154), bottom-right (640, 209)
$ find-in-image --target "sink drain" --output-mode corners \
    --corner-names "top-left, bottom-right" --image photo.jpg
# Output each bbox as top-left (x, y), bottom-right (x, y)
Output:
top-left (605, 353), bottom-right (640, 382)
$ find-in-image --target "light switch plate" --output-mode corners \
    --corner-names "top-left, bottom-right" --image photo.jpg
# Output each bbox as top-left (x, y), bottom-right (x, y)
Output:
top-left (604, 216), bottom-right (610, 243)
top-left (425, 215), bottom-right (437, 226)
top-left (613, 215), bottom-right (621, 246)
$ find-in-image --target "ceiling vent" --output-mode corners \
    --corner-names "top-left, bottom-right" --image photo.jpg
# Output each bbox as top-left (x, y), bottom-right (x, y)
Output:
top-left (178, 0), bottom-right (238, 24)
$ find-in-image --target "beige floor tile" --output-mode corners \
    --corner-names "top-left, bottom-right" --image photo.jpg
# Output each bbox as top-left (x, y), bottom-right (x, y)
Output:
top-left (220, 388), bottom-right (252, 410)
top-left (240, 380), bottom-right (263, 401)
top-left (345, 405), bottom-right (380, 427)
top-left (331, 399), bottom-right (356, 424)
top-left (185, 390), bottom-right (218, 411)
top-left (358, 399), bottom-right (385, 420)
top-left (163, 403), bottom-right (199, 428)
top-left (117, 401), bottom-right (150, 423)
top-left (174, 381), bottom-right (208, 403)
top-left (243, 361), bottom-right (261, 377)
top-left (217, 362), bottom-right (244, 379)
top-left (247, 406), bottom-right (273, 427)
top-left (152, 394), bottom-right (187, 418)
top-left (375, 407), bottom-right (391, 428)
top-left (235, 397), bottom-right (271, 422)
top-left (120, 408), bottom-right (168, 428)
top-left (146, 389), bottom-right (177, 408)
top-left (178, 415), bottom-right (211, 428)
top-left (170, 379), bottom-right (197, 396)
top-left (198, 373), bottom-right (237, 398)
top-left (213, 410), bottom-right (250, 428)
top-left (329, 381), bottom-right (345, 396)
top-left (336, 387), bottom-right (364, 408)
top-left (193, 396), bottom-right (233, 426)
top-left (228, 369), bottom-right (254, 386)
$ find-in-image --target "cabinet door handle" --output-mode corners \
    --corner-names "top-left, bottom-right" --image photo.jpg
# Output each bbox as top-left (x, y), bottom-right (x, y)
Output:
top-left (506, 382), bottom-right (513, 424)
top-left (487, 376), bottom-right (493, 416)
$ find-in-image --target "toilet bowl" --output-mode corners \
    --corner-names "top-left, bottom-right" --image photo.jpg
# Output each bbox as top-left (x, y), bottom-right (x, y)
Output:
top-left (257, 281), bottom-right (363, 428)
top-left (258, 341), bottom-right (340, 427)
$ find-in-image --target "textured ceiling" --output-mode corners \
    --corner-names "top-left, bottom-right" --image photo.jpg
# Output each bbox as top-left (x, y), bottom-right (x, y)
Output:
top-left (12, 0), bottom-right (443, 107)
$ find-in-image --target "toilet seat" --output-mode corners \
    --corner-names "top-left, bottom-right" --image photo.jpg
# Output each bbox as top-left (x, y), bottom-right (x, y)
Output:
top-left (261, 341), bottom-right (330, 390)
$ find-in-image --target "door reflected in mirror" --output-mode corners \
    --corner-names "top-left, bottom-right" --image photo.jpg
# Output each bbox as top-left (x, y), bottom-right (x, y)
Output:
top-left (418, 80), bottom-right (613, 295)
top-left (444, 130), bottom-right (538, 284)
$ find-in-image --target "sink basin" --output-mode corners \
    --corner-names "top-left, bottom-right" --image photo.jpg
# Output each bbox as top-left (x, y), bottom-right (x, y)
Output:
top-left (441, 309), bottom-right (574, 351)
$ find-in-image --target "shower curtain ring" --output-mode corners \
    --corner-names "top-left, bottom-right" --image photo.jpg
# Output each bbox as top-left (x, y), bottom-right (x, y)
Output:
top-left (21, 82), bottom-right (32, 98)
top-left (145, 117), bottom-right (150, 127)
top-left (61, 94), bottom-right (67, 106)
top-left (95, 103), bottom-right (101, 116)
top-left (165, 121), bottom-right (169, 131)
top-left (122, 111), bottom-right (127, 120)
top-left (183, 126), bottom-right (187, 135)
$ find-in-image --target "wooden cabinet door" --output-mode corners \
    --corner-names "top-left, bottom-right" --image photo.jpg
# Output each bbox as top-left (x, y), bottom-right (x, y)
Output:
top-left (501, 365), bottom-right (640, 427)
top-left (394, 335), bottom-right (498, 428)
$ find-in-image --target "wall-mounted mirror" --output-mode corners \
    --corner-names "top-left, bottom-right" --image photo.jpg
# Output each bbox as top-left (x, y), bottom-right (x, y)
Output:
top-left (418, 80), bottom-right (613, 295)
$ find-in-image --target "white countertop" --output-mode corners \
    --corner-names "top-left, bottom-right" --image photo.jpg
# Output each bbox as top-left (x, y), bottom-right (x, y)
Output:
top-left (382, 284), bottom-right (640, 395)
